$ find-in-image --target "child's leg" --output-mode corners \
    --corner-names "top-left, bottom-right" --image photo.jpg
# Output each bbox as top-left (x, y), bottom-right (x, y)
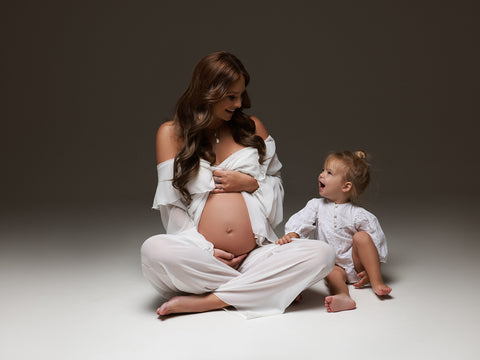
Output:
top-left (352, 231), bottom-right (392, 296)
top-left (324, 265), bottom-right (356, 312)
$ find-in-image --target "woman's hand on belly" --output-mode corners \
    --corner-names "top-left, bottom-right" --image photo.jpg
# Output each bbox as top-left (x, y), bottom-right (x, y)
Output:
top-left (213, 248), bottom-right (248, 269)
top-left (211, 170), bottom-right (259, 193)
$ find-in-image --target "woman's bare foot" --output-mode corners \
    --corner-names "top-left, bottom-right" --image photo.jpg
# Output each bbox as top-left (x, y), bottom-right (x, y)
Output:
top-left (372, 283), bottom-right (392, 296)
top-left (156, 294), bottom-right (227, 316)
top-left (325, 294), bottom-right (356, 312)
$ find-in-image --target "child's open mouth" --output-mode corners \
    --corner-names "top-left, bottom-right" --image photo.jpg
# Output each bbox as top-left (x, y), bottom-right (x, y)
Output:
top-left (319, 182), bottom-right (325, 190)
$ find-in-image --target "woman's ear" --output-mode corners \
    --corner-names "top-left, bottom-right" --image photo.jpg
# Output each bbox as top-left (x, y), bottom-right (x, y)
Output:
top-left (342, 182), bottom-right (352, 193)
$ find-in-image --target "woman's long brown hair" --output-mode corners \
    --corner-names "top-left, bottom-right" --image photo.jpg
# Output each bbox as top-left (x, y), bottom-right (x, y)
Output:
top-left (172, 51), bottom-right (266, 203)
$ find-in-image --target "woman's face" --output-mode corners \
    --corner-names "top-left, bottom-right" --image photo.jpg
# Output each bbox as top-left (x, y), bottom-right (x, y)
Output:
top-left (211, 75), bottom-right (246, 123)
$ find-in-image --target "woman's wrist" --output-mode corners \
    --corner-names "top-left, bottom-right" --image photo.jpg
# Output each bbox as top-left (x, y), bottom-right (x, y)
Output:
top-left (247, 175), bottom-right (259, 193)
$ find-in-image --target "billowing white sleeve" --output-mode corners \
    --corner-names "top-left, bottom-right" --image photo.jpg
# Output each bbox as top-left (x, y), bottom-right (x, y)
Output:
top-left (354, 208), bottom-right (388, 263)
top-left (152, 160), bottom-right (213, 253)
top-left (284, 199), bottom-right (319, 238)
top-left (254, 136), bottom-right (284, 228)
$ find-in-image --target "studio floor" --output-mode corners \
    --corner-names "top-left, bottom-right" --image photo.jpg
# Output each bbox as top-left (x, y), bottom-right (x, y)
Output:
top-left (1, 205), bottom-right (478, 360)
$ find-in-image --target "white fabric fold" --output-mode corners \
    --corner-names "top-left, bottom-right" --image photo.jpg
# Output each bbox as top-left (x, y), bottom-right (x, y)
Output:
top-left (152, 159), bottom-right (184, 208)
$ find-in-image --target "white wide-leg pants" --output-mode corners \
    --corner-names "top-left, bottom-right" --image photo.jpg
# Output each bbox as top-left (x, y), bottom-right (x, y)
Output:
top-left (141, 234), bottom-right (335, 319)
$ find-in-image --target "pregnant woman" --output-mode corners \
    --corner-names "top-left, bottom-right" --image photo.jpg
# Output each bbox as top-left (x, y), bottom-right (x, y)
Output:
top-left (141, 51), bottom-right (335, 319)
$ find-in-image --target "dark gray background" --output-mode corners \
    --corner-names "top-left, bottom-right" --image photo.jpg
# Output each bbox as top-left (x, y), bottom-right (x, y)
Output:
top-left (2, 3), bottom-right (479, 358)
top-left (2, 1), bottom-right (478, 236)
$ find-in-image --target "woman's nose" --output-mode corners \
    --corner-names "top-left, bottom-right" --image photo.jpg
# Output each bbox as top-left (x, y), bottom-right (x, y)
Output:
top-left (234, 97), bottom-right (242, 108)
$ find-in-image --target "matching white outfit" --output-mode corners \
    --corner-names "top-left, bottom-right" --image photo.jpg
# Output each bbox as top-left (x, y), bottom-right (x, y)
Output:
top-left (141, 136), bottom-right (335, 319)
top-left (285, 198), bottom-right (387, 283)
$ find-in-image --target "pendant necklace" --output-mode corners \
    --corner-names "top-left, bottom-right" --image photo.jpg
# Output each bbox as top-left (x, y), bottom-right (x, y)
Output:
top-left (214, 130), bottom-right (220, 144)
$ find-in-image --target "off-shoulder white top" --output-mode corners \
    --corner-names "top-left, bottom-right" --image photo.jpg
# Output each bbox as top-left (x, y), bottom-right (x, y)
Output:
top-left (152, 136), bottom-right (284, 253)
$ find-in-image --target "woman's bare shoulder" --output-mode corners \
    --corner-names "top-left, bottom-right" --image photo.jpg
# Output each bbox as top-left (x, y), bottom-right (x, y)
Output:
top-left (156, 121), bottom-right (182, 164)
top-left (156, 120), bottom-right (176, 137)
top-left (250, 115), bottom-right (269, 140)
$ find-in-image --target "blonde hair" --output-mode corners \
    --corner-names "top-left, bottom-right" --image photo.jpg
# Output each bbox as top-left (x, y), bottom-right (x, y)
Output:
top-left (327, 150), bottom-right (370, 203)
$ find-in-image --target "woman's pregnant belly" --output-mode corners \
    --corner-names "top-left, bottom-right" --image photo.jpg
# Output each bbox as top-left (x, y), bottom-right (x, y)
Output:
top-left (198, 192), bottom-right (256, 256)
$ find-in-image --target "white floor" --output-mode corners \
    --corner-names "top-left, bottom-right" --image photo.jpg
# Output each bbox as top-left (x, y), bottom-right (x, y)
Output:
top-left (1, 206), bottom-right (478, 360)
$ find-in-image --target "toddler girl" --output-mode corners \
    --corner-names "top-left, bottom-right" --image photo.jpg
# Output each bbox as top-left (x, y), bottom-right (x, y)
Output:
top-left (277, 150), bottom-right (391, 312)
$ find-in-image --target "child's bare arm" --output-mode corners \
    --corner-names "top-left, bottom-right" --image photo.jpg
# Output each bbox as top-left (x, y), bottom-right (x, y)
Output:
top-left (276, 232), bottom-right (300, 245)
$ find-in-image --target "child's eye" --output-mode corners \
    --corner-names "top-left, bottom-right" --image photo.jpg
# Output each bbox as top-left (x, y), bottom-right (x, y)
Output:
top-left (328, 171), bottom-right (333, 175)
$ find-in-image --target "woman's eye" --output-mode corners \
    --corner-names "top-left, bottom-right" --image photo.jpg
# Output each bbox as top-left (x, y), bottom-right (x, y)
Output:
top-left (228, 96), bottom-right (236, 100)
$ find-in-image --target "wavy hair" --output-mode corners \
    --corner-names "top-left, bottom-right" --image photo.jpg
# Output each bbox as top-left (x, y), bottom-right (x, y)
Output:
top-left (172, 51), bottom-right (266, 203)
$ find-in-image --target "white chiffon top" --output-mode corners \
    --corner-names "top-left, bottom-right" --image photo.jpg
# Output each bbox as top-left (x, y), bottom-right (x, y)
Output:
top-left (152, 136), bottom-right (284, 252)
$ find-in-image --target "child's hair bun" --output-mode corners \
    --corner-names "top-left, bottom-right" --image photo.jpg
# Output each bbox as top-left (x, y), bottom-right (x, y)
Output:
top-left (354, 150), bottom-right (367, 159)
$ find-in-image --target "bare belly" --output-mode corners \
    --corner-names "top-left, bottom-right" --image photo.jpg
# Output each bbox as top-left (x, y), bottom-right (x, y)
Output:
top-left (198, 193), bottom-right (256, 256)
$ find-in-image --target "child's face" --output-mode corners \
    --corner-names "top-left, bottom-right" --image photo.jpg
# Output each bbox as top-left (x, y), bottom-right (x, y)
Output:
top-left (318, 158), bottom-right (351, 203)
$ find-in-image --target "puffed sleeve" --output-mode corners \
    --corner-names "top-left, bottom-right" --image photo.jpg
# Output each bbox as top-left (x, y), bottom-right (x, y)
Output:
top-left (354, 209), bottom-right (388, 263)
top-left (253, 136), bottom-right (284, 228)
top-left (284, 198), bottom-right (319, 238)
top-left (152, 159), bottom-right (213, 252)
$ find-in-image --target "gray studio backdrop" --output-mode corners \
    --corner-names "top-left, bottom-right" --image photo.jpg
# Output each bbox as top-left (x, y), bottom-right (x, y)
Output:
top-left (2, 1), bottom-right (478, 236)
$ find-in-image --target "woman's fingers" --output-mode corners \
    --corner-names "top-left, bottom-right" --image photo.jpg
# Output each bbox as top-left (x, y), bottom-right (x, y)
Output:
top-left (213, 171), bottom-right (223, 186)
top-left (211, 169), bottom-right (256, 193)
top-left (211, 170), bottom-right (226, 193)
top-left (212, 169), bottom-right (227, 177)
top-left (213, 248), bottom-right (234, 261)
top-left (230, 254), bottom-right (248, 269)
top-left (213, 249), bottom-right (247, 269)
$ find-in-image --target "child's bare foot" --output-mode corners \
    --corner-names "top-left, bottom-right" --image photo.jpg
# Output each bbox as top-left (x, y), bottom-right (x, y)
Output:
top-left (372, 283), bottom-right (392, 296)
top-left (156, 294), bottom-right (226, 316)
top-left (325, 294), bottom-right (356, 312)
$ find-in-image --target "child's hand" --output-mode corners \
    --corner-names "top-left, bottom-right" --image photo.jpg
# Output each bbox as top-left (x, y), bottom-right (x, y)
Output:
top-left (353, 271), bottom-right (370, 288)
top-left (276, 232), bottom-right (300, 245)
